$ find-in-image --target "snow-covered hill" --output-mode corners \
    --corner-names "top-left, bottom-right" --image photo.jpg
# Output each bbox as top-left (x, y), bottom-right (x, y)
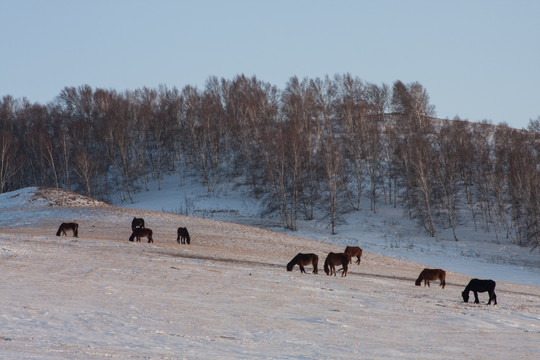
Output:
top-left (0, 186), bottom-right (539, 359)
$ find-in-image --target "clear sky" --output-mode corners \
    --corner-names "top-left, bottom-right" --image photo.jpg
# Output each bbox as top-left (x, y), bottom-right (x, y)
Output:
top-left (1, 0), bottom-right (539, 129)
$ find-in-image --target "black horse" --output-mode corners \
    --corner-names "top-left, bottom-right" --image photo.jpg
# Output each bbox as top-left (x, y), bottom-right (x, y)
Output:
top-left (286, 253), bottom-right (319, 274)
top-left (177, 227), bottom-right (191, 244)
top-left (462, 279), bottom-right (497, 305)
top-left (131, 217), bottom-right (145, 231)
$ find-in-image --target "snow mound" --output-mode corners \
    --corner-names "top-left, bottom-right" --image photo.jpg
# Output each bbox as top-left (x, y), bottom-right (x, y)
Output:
top-left (0, 187), bottom-right (110, 209)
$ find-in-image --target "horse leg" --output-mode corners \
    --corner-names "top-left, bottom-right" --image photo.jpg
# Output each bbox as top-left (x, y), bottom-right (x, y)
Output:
top-left (488, 291), bottom-right (497, 305)
top-left (473, 291), bottom-right (480, 304)
top-left (342, 264), bottom-right (348, 277)
top-left (299, 264), bottom-right (306, 273)
top-left (356, 256), bottom-right (361, 265)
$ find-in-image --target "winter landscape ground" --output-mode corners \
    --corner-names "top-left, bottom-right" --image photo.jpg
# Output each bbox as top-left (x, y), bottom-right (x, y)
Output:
top-left (0, 177), bottom-right (539, 359)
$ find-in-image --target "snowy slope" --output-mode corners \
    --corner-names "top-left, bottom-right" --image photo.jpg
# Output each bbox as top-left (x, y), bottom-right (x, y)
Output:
top-left (115, 174), bottom-right (540, 287)
top-left (0, 186), bottom-right (539, 359)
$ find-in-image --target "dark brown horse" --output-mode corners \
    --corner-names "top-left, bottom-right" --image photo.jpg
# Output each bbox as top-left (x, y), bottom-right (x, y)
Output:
top-left (415, 268), bottom-right (446, 289)
top-left (129, 228), bottom-right (154, 243)
top-left (176, 227), bottom-right (190, 244)
top-left (344, 246), bottom-right (363, 265)
top-left (286, 253), bottom-right (319, 274)
top-left (131, 217), bottom-right (145, 231)
top-left (462, 279), bottom-right (497, 305)
top-left (324, 252), bottom-right (350, 277)
top-left (56, 222), bottom-right (79, 237)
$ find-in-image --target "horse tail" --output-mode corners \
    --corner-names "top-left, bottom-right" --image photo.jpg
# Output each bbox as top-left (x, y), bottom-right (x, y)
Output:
top-left (344, 246), bottom-right (351, 264)
top-left (324, 259), bottom-right (330, 275)
top-left (186, 230), bottom-right (190, 245)
top-left (147, 229), bottom-right (153, 243)
top-left (312, 255), bottom-right (319, 274)
top-left (129, 232), bottom-right (135, 242)
top-left (176, 230), bottom-right (180, 244)
top-left (440, 271), bottom-right (446, 289)
top-left (73, 224), bottom-right (79, 237)
top-left (342, 259), bottom-right (348, 277)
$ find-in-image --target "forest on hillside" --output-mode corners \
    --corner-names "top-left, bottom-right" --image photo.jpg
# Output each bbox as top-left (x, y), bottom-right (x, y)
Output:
top-left (1, 74), bottom-right (539, 249)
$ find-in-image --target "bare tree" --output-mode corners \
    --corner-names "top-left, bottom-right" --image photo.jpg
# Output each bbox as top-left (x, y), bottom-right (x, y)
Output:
top-left (365, 82), bottom-right (390, 207)
top-left (0, 130), bottom-right (23, 193)
top-left (282, 76), bottom-right (321, 220)
top-left (472, 122), bottom-right (496, 232)
top-left (507, 130), bottom-right (540, 248)
top-left (335, 74), bottom-right (367, 211)
top-left (435, 121), bottom-right (464, 240)
top-left (72, 148), bottom-right (97, 196)
top-left (321, 126), bottom-right (345, 234)
top-left (392, 81), bottom-right (437, 237)
top-left (260, 120), bottom-right (302, 230)
top-left (527, 115), bottom-right (540, 132)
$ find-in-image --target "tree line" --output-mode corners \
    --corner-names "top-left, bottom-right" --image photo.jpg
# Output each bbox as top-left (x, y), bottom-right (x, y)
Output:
top-left (1, 74), bottom-right (539, 250)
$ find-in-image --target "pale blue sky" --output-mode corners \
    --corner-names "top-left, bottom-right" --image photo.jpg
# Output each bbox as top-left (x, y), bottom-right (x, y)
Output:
top-left (1, 0), bottom-right (539, 129)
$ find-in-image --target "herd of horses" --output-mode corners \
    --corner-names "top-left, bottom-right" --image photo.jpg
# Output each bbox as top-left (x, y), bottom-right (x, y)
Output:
top-left (55, 217), bottom-right (191, 246)
top-left (287, 246), bottom-right (497, 305)
top-left (55, 219), bottom-right (497, 305)
top-left (286, 246), bottom-right (362, 277)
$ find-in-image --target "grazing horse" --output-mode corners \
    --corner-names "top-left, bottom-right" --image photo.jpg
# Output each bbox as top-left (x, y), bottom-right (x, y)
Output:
top-left (286, 253), bottom-right (319, 274)
top-left (131, 217), bottom-right (145, 231)
top-left (324, 252), bottom-right (351, 277)
top-left (177, 227), bottom-right (191, 244)
top-left (344, 246), bottom-right (363, 265)
top-left (415, 268), bottom-right (446, 289)
top-left (129, 228), bottom-right (154, 243)
top-left (462, 279), bottom-right (497, 305)
top-left (56, 222), bottom-right (79, 237)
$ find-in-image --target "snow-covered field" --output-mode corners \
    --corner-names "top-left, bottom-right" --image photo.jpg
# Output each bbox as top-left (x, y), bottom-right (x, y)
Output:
top-left (1, 184), bottom-right (539, 359)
